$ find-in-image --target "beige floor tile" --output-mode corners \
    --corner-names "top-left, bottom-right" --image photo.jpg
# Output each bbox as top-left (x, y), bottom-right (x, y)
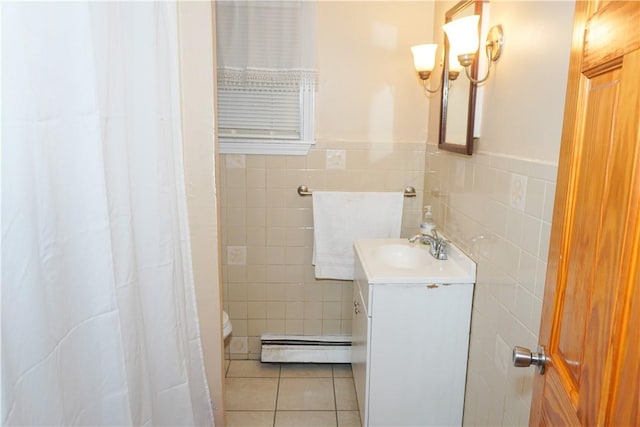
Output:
top-left (274, 411), bottom-right (337, 427)
top-left (225, 359), bottom-right (231, 375)
top-left (225, 378), bottom-right (279, 411)
top-left (280, 363), bottom-right (333, 378)
top-left (337, 411), bottom-right (362, 427)
top-left (334, 378), bottom-right (358, 411)
top-left (332, 364), bottom-right (353, 378)
top-left (226, 411), bottom-right (275, 427)
top-left (277, 378), bottom-right (336, 410)
top-left (227, 360), bottom-right (281, 378)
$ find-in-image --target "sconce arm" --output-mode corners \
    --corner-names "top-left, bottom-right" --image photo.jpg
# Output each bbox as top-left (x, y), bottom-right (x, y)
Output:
top-left (464, 25), bottom-right (503, 85)
top-left (464, 56), bottom-right (493, 85)
top-left (422, 78), bottom-right (442, 94)
top-left (463, 38), bottom-right (500, 85)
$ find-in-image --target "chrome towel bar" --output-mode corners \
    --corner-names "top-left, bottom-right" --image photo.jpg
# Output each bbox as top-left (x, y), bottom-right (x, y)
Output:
top-left (297, 184), bottom-right (416, 197)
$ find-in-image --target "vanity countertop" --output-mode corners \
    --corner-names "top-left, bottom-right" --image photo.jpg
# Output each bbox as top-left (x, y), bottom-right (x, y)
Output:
top-left (353, 238), bottom-right (476, 284)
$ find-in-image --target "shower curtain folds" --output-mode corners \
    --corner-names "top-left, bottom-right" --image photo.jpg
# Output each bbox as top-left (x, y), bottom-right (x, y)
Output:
top-left (1, 2), bottom-right (213, 426)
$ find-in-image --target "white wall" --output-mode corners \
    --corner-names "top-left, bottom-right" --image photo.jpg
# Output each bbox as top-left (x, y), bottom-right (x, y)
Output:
top-left (425, 1), bottom-right (575, 425)
top-left (316, 0), bottom-right (435, 144)
top-left (177, 3), bottom-right (226, 425)
top-left (476, 1), bottom-right (572, 162)
top-left (429, 1), bottom-right (573, 163)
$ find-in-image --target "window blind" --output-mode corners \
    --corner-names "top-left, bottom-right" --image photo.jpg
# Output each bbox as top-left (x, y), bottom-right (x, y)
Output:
top-left (217, 83), bottom-right (301, 140)
top-left (215, 1), bottom-right (317, 155)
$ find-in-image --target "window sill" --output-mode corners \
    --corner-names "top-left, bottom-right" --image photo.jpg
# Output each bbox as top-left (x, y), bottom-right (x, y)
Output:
top-left (218, 139), bottom-right (315, 156)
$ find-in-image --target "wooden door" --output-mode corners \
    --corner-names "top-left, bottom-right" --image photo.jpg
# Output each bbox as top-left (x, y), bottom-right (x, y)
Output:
top-left (529, 1), bottom-right (640, 425)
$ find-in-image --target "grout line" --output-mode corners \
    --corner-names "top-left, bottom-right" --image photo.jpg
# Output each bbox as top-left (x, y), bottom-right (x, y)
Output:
top-left (332, 366), bottom-right (339, 427)
top-left (228, 362), bottom-right (354, 426)
top-left (272, 363), bottom-right (281, 427)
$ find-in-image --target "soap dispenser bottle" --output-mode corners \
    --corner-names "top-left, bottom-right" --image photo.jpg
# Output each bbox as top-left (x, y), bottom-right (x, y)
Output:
top-left (420, 205), bottom-right (436, 235)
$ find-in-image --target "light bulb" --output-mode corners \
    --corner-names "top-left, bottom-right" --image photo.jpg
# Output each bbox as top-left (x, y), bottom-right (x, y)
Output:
top-left (443, 15), bottom-right (480, 67)
top-left (410, 44), bottom-right (438, 74)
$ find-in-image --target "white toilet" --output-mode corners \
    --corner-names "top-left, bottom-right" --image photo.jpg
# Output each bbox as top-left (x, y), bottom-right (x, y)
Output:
top-left (222, 311), bottom-right (232, 340)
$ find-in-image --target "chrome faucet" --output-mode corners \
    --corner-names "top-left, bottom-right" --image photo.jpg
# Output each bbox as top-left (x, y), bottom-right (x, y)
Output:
top-left (408, 229), bottom-right (448, 260)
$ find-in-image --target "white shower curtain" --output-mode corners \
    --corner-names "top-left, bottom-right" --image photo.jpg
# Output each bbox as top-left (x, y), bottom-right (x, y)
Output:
top-left (1, 2), bottom-right (214, 426)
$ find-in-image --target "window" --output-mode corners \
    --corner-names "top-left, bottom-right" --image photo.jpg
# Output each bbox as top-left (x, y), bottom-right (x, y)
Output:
top-left (215, 1), bottom-right (317, 155)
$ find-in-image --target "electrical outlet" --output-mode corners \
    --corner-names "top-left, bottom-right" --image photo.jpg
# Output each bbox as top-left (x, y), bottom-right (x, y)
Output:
top-left (510, 173), bottom-right (528, 211)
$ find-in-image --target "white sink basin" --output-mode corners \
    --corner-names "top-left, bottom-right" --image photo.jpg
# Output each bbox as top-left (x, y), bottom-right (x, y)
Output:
top-left (373, 243), bottom-right (427, 269)
top-left (354, 238), bottom-right (476, 284)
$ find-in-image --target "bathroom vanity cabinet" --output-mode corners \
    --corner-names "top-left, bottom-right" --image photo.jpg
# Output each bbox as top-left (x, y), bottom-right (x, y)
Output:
top-left (352, 239), bottom-right (476, 426)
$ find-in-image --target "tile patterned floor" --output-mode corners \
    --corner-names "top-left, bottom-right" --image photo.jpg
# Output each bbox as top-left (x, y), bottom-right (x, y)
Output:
top-left (225, 360), bottom-right (361, 427)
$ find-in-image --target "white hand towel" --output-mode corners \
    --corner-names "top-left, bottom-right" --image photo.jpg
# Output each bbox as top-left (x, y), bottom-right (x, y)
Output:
top-left (312, 191), bottom-right (403, 280)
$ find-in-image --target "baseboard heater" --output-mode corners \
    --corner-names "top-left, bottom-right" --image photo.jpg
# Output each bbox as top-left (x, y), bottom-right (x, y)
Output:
top-left (260, 334), bottom-right (352, 363)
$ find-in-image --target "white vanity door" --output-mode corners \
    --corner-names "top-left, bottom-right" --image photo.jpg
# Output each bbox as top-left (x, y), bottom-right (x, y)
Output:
top-left (367, 283), bottom-right (473, 427)
top-left (351, 274), bottom-right (369, 424)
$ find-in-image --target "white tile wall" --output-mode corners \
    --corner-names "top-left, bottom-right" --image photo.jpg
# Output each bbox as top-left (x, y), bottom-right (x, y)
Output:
top-left (220, 137), bottom-right (556, 424)
top-left (220, 141), bottom-right (426, 359)
top-left (423, 145), bottom-right (556, 426)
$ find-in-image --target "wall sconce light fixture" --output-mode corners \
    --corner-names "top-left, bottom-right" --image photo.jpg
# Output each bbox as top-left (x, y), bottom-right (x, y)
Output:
top-left (443, 15), bottom-right (504, 84)
top-left (411, 16), bottom-right (503, 93)
top-left (410, 44), bottom-right (441, 94)
top-left (411, 43), bottom-right (464, 95)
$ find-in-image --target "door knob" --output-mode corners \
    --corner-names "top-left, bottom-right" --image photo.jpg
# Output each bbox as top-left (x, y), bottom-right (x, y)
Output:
top-left (512, 345), bottom-right (548, 374)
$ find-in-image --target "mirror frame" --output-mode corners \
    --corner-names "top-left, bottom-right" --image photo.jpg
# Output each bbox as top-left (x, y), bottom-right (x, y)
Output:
top-left (438, 0), bottom-right (482, 155)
